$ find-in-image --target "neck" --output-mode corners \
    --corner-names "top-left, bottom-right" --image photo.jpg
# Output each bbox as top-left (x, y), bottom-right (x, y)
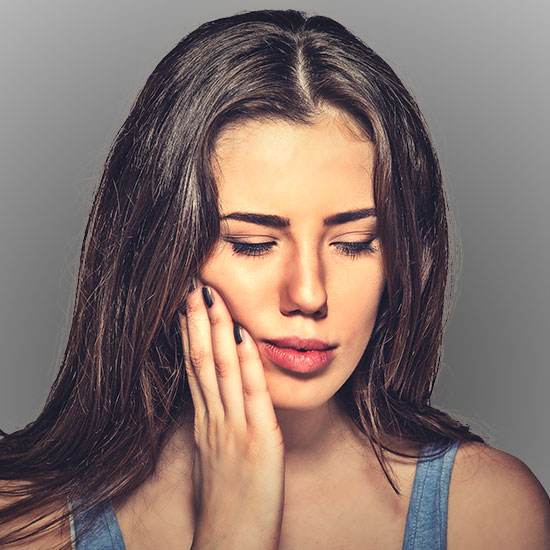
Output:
top-left (160, 398), bottom-right (366, 481)
top-left (274, 398), bottom-right (366, 474)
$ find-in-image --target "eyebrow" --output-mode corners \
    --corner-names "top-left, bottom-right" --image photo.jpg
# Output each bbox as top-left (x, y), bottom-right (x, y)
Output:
top-left (221, 207), bottom-right (377, 228)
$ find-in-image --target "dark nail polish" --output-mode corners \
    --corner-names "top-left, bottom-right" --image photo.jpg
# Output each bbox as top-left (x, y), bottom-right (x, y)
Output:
top-left (202, 286), bottom-right (213, 308)
top-left (234, 323), bottom-right (243, 344)
top-left (188, 278), bottom-right (196, 293)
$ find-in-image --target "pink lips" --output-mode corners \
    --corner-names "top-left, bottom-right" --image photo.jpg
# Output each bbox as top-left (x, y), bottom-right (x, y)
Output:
top-left (261, 337), bottom-right (337, 374)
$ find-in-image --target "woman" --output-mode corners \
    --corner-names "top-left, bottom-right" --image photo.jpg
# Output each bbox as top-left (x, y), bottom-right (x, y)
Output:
top-left (0, 9), bottom-right (548, 550)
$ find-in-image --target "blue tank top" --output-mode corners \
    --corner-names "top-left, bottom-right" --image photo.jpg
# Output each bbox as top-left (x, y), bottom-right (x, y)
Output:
top-left (70, 440), bottom-right (459, 550)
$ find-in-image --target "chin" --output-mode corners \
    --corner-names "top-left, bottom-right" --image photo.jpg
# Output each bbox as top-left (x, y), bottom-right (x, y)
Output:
top-left (273, 400), bottom-right (327, 412)
top-left (267, 382), bottom-right (339, 412)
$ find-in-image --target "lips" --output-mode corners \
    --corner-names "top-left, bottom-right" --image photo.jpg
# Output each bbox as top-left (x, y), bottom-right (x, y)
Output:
top-left (260, 337), bottom-right (337, 373)
top-left (263, 337), bottom-right (336, 351)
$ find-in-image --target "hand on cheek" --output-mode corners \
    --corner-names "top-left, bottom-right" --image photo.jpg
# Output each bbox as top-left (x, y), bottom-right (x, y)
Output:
top-left (177, 280), bottom-right (285, 550)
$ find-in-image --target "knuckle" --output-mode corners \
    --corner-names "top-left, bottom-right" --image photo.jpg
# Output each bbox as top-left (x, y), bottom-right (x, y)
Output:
top-left (184, 297), bottom-right (202, 315)
top-left (194, 414), bottom-right (220, 451)
top-left (214, 358), bottom-right (233, 378)
top-left (188, 348), bottom-right (210, 369)
top-left (242, 382), bottom-right (267, 398)
top-left (205, 415), bottom-right (221, 448)
top-left (208, 310), bottom-right (224, 327)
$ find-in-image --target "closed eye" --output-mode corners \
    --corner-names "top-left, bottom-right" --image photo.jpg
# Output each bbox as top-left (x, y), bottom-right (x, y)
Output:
top-left (224, 238), bottom-right (378, 258)
top-left (332, 239), bottom-right (377, 258)
top-left (226, 240), bottom-right (275, 257)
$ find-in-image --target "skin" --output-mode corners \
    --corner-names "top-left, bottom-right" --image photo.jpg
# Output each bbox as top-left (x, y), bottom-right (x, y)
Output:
top-left (199, 114), bottom-right (386, 468)
top-left (173, 114), bottom-right (392, 549)
top-left (137, 113), bottom-right (550, 550)
top-left (1, 114), bottom-right (548, 549)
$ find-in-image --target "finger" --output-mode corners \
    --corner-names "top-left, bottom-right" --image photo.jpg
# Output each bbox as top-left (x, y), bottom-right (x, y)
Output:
top-left (185, 281), bottom-right (224, 421)
top-left (178, 309), bottom-right (206, 419)
top-left (202, 285), bottom-right (247, 429)
top-left (234, 324), bottom-right (280, 436)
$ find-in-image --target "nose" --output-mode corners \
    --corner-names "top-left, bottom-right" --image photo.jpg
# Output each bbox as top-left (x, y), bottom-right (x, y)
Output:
top-left (279, 246), bottom-right (328, 319)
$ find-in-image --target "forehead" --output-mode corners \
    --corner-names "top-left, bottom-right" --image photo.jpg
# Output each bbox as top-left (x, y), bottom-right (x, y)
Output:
top-left (211, 116), bottom-right (376, 215)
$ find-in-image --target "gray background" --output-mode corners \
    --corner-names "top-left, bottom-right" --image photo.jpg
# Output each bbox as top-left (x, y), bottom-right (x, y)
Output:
top-left (1, 1), bottom-right (548, 492)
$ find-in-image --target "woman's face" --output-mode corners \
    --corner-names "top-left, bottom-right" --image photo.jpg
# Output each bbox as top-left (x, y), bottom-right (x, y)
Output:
top-left (199, 115), bottom-right (386, 411)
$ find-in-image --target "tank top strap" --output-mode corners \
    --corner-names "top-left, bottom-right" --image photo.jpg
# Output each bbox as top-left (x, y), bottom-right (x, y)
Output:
top-left (70, 497), bottom-right (125, 550)
top-left (402, 440), bottom-right (460, 550)
top-left (68, 441), bottom-right (458, 550)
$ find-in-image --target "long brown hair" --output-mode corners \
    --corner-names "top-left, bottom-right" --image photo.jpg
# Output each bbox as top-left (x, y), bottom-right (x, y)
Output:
top-left (0, 9), bottom-right (484, 547)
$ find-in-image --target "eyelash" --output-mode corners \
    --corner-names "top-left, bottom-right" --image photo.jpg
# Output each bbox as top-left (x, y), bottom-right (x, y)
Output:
top-left (225, 239), bottom-right (378, 259)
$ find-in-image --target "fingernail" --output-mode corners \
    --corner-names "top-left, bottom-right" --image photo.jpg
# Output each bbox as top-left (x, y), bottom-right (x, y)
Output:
top-left (188, 278), bottom-right (196, 293)
top-left (233, 322), bottom-right (243, 344)
top-left (202, 286), bottom-right (213, 308)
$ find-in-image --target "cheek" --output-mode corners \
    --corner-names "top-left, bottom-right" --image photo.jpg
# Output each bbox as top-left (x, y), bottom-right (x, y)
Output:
top-left (349, 293), bottom-right (382, 336)
top-left (343, 273), bottom-right (386, 342)
top-left (343, 262), bottom-right (385, 309)
top-left (199, 254), bottom-right (275, 323)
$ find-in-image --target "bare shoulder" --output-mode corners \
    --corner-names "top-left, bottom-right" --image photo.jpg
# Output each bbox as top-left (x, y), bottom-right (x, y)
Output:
top-left (447, 441), bottom-right (550, 550)
top-left (0, 480), bottom-right (71, 550)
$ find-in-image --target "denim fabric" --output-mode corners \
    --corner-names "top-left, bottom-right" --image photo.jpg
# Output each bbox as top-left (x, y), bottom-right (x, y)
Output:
top-left (71, 440), bottom-right (459, 550)
top-left (72, 497), bottom-right (125, 550)
top-left (403, 440), bottom-right (460, 549)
